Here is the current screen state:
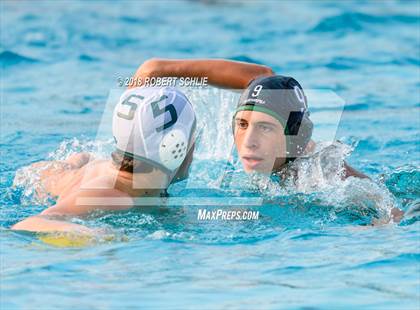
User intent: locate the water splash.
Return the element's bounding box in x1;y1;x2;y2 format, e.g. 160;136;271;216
12;138;114;206
225;141;397;222
182;87;238;160
46;137;114;161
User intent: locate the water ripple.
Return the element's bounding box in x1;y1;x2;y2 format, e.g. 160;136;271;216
0;51;39;67
311;12;419;33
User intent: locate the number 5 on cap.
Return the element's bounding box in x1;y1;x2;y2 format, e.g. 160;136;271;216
151;95;178;132
117;95;143;120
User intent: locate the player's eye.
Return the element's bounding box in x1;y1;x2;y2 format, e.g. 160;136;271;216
236;120;248;129
259;124;273;132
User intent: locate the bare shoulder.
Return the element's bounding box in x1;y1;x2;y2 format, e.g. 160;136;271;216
42;175;133;216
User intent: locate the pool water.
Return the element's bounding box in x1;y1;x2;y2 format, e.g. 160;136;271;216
1;1;419;309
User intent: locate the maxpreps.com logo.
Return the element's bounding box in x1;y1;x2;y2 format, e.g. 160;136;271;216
197;209;260;221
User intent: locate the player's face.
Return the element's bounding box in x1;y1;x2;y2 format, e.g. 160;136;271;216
234;111;286;174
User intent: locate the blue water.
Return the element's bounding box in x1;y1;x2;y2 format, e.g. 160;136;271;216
1;1;419;309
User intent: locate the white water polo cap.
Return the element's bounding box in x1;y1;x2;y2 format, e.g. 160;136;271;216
112;86;196;174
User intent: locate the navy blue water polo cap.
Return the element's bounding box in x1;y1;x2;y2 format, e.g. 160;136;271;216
233;75;313;160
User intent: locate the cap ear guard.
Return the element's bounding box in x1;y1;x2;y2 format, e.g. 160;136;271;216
285;114;313;162
166;118;198;183
159;129;189;170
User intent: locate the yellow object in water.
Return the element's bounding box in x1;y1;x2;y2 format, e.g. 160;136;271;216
37;231;124;248
38;233;95;247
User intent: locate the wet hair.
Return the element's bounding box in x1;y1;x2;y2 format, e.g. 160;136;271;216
111;151;154;174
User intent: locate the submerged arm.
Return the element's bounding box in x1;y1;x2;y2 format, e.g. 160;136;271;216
11;216;95;233
343;162;369;179
341;163;404;223
131;58;275;89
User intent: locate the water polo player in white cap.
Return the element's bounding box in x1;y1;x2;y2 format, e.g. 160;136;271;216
12;86;197;233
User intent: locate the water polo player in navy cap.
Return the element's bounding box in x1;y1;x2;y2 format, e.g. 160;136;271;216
130;58;369;178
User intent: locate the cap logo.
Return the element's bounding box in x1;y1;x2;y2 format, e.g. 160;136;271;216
244;98;265;105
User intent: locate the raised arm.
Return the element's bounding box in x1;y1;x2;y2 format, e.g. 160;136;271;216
131;58;275;89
